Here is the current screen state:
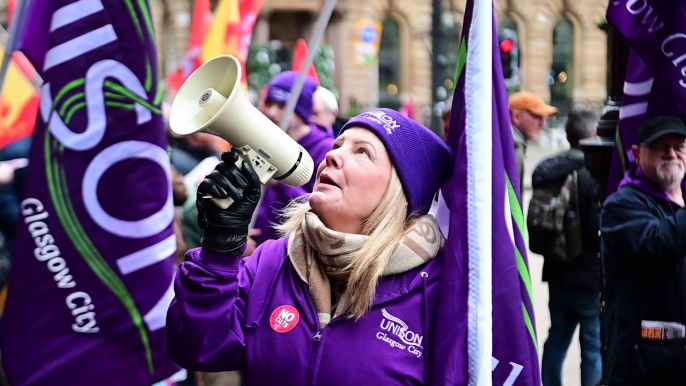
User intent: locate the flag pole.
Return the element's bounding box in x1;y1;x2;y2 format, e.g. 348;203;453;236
279;0;337;131
466;0;492;383
0;0;33;95
0;23;42;88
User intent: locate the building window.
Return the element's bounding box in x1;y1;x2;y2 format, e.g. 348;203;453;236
378;18;401;109
551;17;574;116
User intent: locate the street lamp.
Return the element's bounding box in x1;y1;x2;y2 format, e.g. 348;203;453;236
579;23;629;203
578;21;630;386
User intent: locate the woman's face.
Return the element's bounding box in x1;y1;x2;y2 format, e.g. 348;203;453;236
310;127;393;234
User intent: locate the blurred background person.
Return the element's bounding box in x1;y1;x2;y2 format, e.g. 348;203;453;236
169;132;224;177
251;71;334;248
509;91;559;190
311;86;339;136
529;109;602;386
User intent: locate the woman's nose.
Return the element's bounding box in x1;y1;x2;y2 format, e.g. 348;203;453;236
325;148;342;168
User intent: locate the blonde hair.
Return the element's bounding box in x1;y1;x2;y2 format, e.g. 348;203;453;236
277;169;416;319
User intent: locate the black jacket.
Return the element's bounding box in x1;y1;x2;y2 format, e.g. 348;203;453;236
531;148;601;293
600;165;686;385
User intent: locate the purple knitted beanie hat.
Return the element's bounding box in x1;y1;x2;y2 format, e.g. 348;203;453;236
340;108;454;216
265;71;318;122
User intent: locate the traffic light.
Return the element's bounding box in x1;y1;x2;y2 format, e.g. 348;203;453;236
500;38;514;79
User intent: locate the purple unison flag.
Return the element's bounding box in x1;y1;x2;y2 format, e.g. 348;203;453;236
606;51;653;195
607;0;686;115
604;0;686;194
1;0;180;384
431;0;539;384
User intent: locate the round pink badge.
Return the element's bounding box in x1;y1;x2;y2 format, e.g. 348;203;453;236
270;305;300;333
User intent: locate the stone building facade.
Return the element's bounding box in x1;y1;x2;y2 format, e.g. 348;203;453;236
135;0;610;115
493;0;608;112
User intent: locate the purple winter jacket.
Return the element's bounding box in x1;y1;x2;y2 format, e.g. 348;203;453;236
253;125;334;245
166;236;445;385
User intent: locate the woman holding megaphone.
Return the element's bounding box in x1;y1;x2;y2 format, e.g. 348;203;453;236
166;109;454;384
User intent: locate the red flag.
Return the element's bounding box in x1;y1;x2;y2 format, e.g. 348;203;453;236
167;0;211;95
189;0;211;48
238;0;265;60
231;0;265;87
292;39;320;84
6;0;15;25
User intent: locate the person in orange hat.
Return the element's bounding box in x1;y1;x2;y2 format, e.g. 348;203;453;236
509;91;558;189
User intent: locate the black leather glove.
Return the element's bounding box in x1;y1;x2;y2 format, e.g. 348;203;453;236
196;149;261;254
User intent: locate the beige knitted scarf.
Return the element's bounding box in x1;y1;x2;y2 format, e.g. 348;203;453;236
287;211;444;328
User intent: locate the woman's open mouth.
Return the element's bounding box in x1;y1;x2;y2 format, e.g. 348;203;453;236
319;174;339;188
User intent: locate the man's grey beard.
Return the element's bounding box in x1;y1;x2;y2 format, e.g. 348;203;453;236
656;160;686;191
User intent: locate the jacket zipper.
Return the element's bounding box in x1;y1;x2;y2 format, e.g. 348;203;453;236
306;290;324;386
304;280;420;385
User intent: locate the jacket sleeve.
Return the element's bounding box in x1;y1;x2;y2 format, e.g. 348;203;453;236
165;247;253;372
578;170;600;253
601;191;686;259
515;145;525;190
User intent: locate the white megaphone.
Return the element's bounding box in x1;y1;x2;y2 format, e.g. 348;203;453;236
169;55;315;209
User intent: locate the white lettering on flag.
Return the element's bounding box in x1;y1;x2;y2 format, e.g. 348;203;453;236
43;24;117;71
50;0;105;32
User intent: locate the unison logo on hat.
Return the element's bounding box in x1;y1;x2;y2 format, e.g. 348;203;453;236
362;110;401;134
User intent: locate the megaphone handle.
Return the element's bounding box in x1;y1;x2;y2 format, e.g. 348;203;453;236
204;158;244;210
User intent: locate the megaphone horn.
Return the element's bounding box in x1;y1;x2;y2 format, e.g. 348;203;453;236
169;55;315;209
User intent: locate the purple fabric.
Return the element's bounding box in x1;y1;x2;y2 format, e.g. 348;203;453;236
265;71;318;122
432;1;540;384
253;124;334;244
607;1;686;117
0;1;180;385
340;109;454;216
606;0;686;194
312;122;335;137
607;51;654;195
166;238;445;384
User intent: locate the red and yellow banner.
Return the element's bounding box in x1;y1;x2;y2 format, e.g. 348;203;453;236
201;0;263;87
169;0;264;96
0;46;39;150
167;0;211;95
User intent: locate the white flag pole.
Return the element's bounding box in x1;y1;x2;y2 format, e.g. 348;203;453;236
465;0;493;384
279;0;337;131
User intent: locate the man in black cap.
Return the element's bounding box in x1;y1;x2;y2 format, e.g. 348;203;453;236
601;116;686;385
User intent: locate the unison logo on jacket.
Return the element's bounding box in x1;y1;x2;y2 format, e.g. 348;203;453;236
376;308;423;358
